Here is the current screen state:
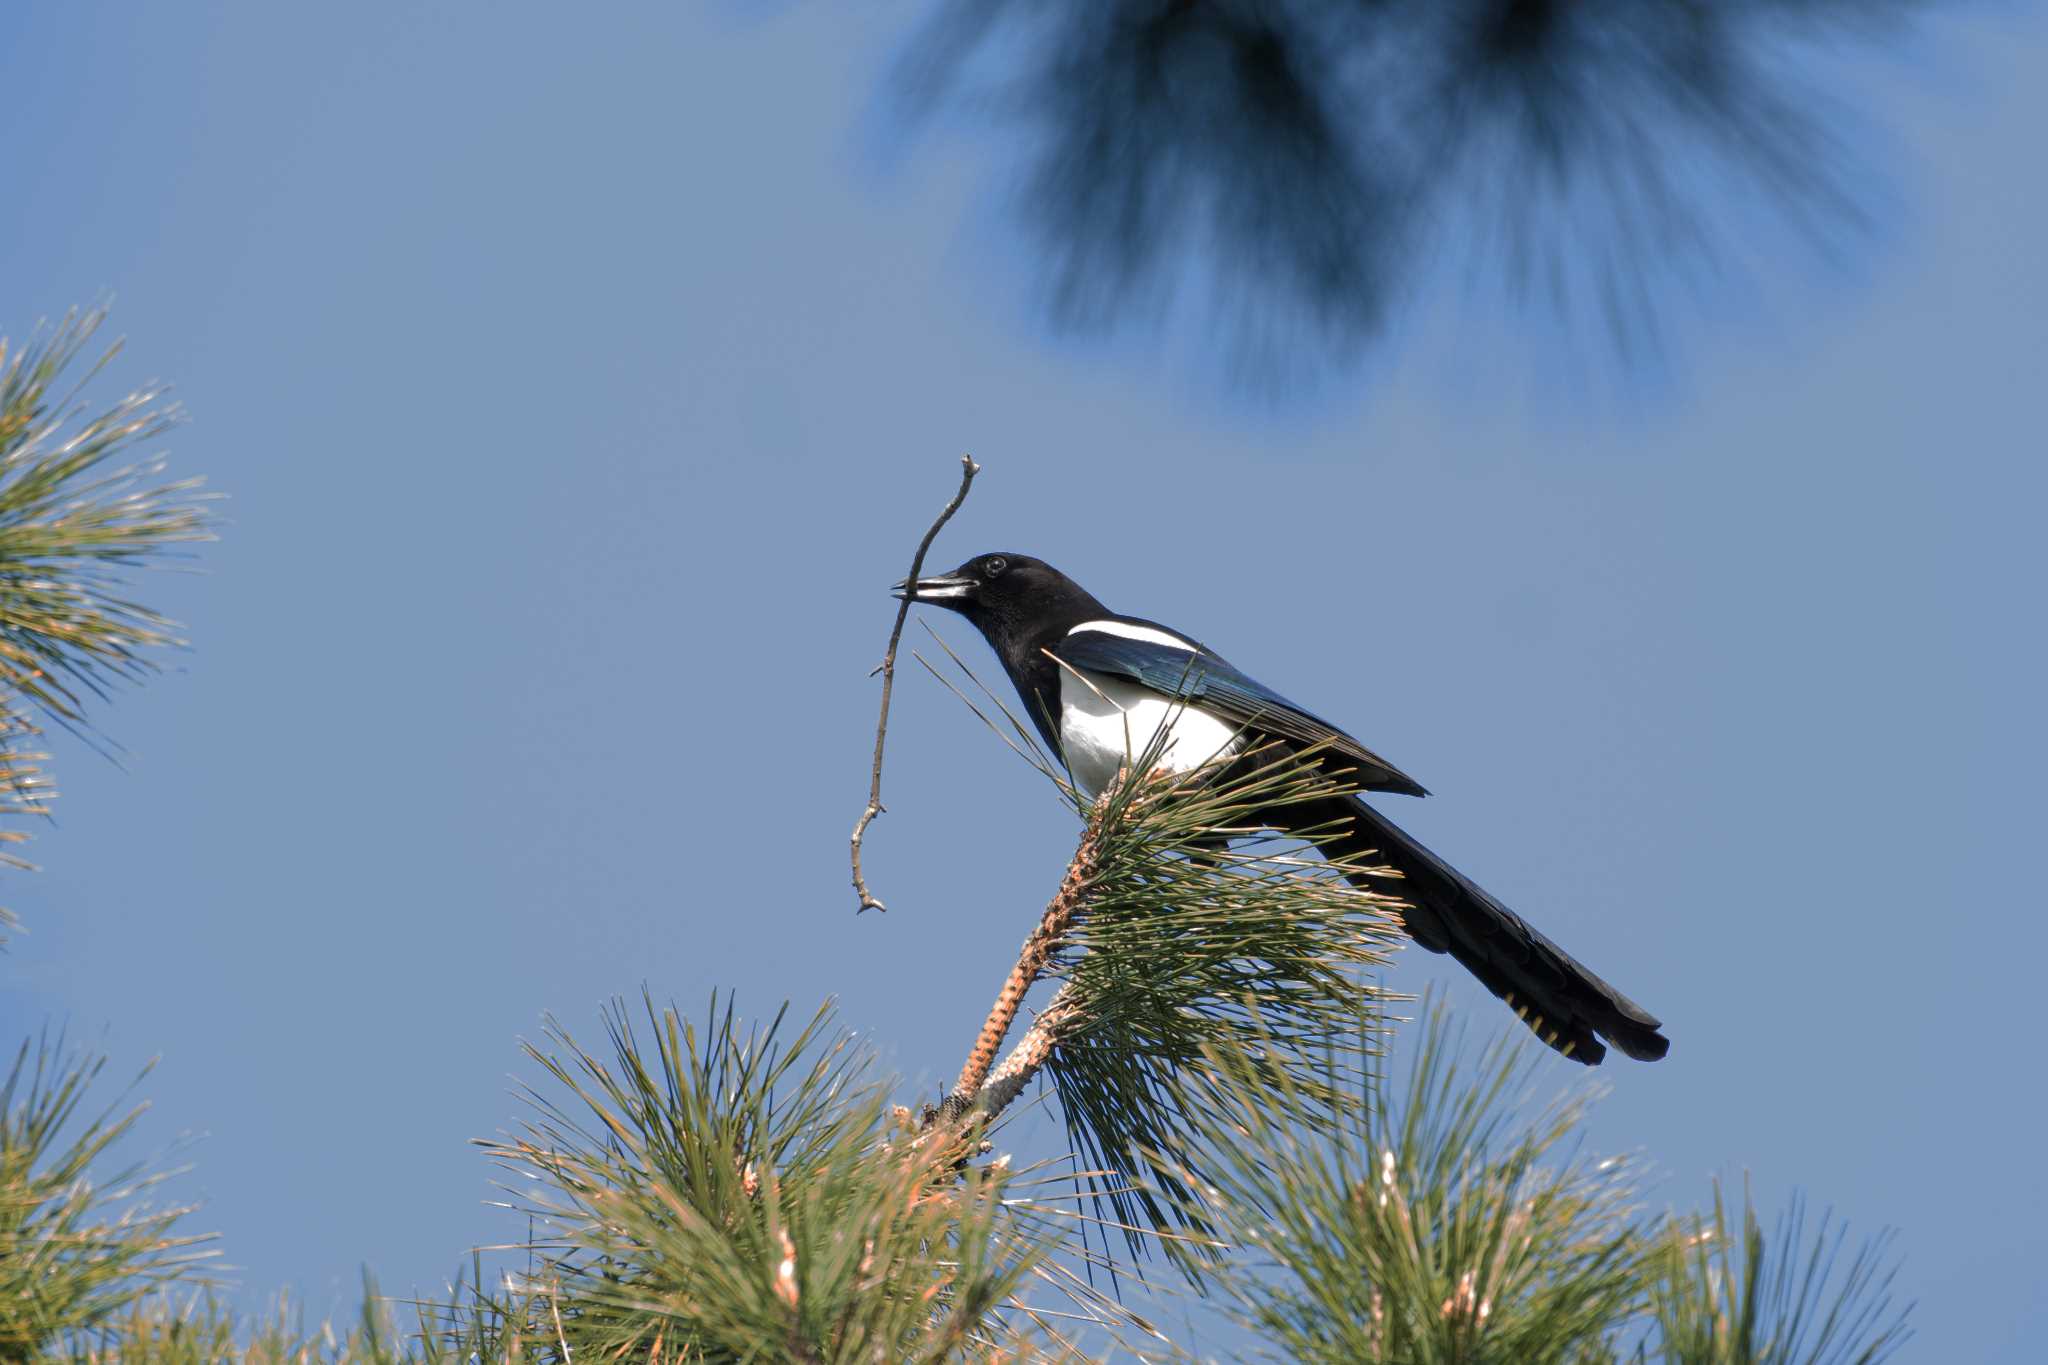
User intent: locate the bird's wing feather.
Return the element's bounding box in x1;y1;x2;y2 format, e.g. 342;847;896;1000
1052;624;1428;797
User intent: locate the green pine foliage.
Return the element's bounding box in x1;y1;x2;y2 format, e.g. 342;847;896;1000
1032;742;1408;1249
1167;1003;1657;1362
479;994;1082;1361
0;307;215;937
5;404;1920;1359
45;1272;525;1364
9;997;1917;1362
917;624;1409;1248
1158;1003;1910;1364
1642;1181;1911;1365
0;1036;215;1358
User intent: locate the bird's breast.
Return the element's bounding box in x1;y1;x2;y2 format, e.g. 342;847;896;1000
1057;667;1245;800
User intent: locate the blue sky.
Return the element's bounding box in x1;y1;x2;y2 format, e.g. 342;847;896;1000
3;3;2043;1357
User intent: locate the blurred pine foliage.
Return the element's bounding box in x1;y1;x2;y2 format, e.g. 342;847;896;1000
892;0;1933;383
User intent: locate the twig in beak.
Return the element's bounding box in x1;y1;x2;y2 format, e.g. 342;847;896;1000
851;455;980;913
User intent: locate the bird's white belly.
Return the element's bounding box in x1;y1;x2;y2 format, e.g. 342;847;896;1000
1058;667;1245;799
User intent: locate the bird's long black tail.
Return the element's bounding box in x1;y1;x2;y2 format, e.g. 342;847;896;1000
1300;794;1669;1065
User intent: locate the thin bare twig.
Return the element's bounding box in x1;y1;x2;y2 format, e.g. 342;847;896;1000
851;454;980;913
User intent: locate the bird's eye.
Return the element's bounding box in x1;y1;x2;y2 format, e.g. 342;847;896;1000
982;556;1008;578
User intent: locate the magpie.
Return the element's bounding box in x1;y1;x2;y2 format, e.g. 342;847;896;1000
895;551;1668;1066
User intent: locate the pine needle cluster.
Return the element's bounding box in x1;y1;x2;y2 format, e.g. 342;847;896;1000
916;625;1409;1246
1028;741;1408;1247
0;307;214;936
43;1271;524;1364
478;994;1077;1361
0;1037;215;1358
1644;1181;1912;1365
1163;1002;1912;1363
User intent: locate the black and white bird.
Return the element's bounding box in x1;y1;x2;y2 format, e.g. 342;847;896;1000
896;551;1668;1066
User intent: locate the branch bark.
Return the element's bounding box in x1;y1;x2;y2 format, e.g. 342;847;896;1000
969;986;1085;1120
942;807;1105;1118
851;455;980;913
926;788;1118;1130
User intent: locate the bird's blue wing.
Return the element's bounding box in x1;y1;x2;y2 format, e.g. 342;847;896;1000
1051;624;1428;797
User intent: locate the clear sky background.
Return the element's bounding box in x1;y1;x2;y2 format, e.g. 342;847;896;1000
3;3;2043;1358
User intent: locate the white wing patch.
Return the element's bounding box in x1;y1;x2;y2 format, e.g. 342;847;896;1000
1067;619;1200;652
1057;665;1244;800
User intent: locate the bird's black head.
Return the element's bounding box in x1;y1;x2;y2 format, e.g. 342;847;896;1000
891;552;1106;648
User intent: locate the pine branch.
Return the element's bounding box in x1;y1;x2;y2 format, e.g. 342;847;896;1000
942;792;1107;1121
968;984;1081;1122
908;639;1410;1245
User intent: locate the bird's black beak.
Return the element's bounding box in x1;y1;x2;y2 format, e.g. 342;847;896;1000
890;571;977;604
